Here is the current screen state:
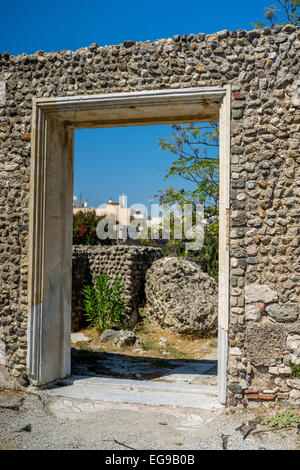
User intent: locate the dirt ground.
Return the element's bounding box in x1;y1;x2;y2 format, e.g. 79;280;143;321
70;319;218;383
2;321;299;450
1;388;300;450
77;318;218;361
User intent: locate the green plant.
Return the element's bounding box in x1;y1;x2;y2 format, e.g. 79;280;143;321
141;339;155;351
83;274;125;331
157;123;219;210
156;123;219;278
201;220;219;280
164;344;188;359
73;210;112;245
263;411;300;429
291;363;300;377
161;247;169;257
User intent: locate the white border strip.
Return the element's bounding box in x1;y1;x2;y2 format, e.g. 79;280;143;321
218;85;231;404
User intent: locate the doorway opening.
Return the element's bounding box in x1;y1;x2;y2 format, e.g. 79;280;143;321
27;87;230;405
70;122;218;402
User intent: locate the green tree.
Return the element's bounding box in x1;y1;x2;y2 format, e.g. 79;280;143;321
250;0;300;28
157;123;219;212
156;123;219;279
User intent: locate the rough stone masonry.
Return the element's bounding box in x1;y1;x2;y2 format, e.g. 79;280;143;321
72;245;162;331
145;256;218;336
0;25;299;405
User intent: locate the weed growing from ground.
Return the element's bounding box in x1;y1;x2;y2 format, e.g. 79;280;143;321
83;274;125;331
263;411;300;429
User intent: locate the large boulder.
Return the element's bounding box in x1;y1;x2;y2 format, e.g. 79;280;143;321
145;257;218;336
100;329;142;348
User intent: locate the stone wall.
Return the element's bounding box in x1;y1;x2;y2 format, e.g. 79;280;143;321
72;245;162;331
0;25;299;402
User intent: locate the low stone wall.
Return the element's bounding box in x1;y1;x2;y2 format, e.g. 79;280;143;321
72;245;162;331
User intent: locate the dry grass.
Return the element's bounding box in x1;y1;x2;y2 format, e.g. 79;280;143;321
78;318;218;360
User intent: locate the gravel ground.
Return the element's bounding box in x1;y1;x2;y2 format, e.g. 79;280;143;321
1;389;300;450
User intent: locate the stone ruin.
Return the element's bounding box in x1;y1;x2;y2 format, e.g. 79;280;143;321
0;24;299;405
72;244;162;330
145;257;218;336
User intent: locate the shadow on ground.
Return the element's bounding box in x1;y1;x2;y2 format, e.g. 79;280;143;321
70;347;217;384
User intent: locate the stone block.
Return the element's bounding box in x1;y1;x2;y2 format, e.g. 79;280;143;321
145;257;218;335
269;366;279;375
245;303;261;321
100;329;119;343
290;355;300;365
289;389;300;400
266;304;299;322
245;284;277;304
230;347;242;356
228;383;243;394
71;332;91;345
278;365;291;376
286;334;300;351
245;322;286;367
0;81;6;105
287;378;300;390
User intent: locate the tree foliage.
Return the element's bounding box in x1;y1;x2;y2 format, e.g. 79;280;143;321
156;123;219;280
250;0;300;28
73;210;109;245
157;123;219;211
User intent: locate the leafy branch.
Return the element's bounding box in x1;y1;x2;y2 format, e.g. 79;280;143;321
250;0;300;28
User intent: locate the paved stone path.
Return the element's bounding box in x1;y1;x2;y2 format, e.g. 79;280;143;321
46;374;220;410
57;352;219;409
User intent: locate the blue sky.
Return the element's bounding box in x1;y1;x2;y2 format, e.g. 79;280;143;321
1;0;274;208
74;125;189;209
0;1;274;55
